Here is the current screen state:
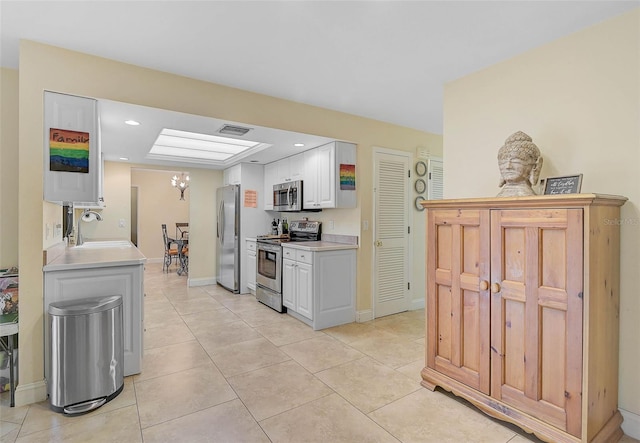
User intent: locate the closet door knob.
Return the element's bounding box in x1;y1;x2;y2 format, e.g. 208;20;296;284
480;280;489;291
491;282;501;294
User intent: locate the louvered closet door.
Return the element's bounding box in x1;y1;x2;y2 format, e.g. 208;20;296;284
490;209;583;437
374;150;410;317
427;158;443;200
426;209;491;394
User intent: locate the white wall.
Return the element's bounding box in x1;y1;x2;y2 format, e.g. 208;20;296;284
443;8;639;430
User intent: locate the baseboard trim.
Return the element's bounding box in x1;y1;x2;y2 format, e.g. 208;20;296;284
621;408;640;439
356;309;373;323
15;380;47;407
411;297;425;311
187;276;216;287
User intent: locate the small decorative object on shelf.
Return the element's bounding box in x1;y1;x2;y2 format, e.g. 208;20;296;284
496;131;543;197
543;174;583;195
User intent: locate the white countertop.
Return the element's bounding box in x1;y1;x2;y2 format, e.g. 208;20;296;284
43;240;146;272
282;241;358;252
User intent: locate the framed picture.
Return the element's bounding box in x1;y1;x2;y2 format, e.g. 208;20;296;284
543;174;583;195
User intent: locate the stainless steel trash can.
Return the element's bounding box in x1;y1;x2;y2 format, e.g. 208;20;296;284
48;295;124;415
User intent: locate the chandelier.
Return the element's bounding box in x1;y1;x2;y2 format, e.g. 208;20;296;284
171;172;190;200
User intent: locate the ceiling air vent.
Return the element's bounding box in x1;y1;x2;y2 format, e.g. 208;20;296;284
218;124;252;136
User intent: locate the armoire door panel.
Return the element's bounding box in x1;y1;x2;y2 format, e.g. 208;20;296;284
491;208;583;436
427;209;490;394
462;289;481;371
437;284;452;361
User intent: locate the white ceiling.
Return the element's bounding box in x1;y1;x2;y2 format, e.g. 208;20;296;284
2;1;637;169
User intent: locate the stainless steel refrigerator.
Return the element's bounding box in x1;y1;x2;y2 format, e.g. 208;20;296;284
216;185;240;293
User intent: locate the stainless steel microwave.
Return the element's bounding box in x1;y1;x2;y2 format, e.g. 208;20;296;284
273;180;302;212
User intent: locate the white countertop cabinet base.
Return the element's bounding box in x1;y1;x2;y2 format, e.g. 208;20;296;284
283;247;356;330
44;264;144;383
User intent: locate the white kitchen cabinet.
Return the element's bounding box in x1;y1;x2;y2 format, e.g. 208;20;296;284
44;263;144;379
282;258;296;311
282;249;313;320
44;91;102;206
303;149;319;209
246;239;257;292
263;162;277;210
303;141;356;210
223;164;241;186
275;153;304;183
282;245;356;329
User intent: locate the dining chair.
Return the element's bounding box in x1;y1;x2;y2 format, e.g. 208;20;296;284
162;224;179;273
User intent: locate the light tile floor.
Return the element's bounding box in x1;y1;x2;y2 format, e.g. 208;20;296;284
2;263;638;442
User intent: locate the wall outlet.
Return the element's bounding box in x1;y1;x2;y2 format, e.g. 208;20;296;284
363;220;369;231
328;220;335;230
119;219;126;228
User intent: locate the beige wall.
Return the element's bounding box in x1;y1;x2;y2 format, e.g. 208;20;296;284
0;68;19;268
443;9;639;419
130;168;192;260
13;40;441;404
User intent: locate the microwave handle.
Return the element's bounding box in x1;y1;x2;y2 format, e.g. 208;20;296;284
288;186;292;207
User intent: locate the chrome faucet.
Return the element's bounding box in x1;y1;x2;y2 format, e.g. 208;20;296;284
76;209;103;246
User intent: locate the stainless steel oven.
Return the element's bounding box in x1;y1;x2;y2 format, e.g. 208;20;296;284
256;242;282;293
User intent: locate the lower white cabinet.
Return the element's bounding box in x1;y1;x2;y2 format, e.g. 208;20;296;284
246;239;257;292
44;264;144;379
283;250;313;320
282;246;356;330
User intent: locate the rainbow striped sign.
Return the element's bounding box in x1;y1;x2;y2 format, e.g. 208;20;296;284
49;128;90;173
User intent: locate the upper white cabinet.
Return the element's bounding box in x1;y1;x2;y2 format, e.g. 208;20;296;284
44;91;102;206
223;164;241;186
303;141;356;210
303;149;319;209
263;162;277;210
264;140;356;211
276;153;304;183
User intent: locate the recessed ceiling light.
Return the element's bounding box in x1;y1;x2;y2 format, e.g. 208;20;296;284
294;143;305;147
119;157;129;161
125;120;140;126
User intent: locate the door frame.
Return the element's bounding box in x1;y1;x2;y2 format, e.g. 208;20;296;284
370;146;413;319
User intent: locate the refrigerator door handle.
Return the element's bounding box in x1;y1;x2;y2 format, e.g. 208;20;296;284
218;201;225;242
216;202;220;239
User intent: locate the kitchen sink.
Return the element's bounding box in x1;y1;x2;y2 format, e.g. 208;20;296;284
75;240;132;248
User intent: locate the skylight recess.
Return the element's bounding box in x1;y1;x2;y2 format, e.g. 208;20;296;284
147;128;265;165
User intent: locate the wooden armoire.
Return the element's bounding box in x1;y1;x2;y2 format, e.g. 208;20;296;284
421;194;627;443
